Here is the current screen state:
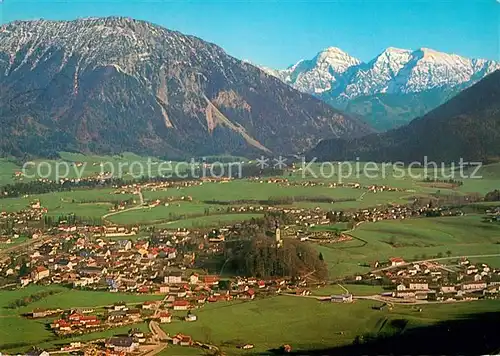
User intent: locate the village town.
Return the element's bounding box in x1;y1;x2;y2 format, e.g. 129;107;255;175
1;167;500;355
0;196;499;354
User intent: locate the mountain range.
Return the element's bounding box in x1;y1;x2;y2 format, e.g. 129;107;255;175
0;17;371;159
262;47;499;130
307;69;500;163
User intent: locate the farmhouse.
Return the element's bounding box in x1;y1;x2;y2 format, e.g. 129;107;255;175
172;334;193;346
331;294;353;303
203;275;219;286
32;309;51;318
393;290;415;299
31;266;50;281
389;257;405;267
441;285;456;293
159;312;172;323
173;300;190;310
105;337;138;353
165;271;183;284
409;282;429;290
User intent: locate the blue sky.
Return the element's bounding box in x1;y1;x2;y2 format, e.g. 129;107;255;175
0;0;498;68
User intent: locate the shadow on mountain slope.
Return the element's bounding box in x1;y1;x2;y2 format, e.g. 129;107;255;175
267;311;500;355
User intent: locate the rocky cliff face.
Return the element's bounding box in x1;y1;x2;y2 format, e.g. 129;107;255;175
0;17;371;158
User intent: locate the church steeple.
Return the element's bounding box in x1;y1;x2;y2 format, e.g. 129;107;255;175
275;220;282;248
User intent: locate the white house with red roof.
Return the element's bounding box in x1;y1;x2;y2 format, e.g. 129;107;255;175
389;257;405;267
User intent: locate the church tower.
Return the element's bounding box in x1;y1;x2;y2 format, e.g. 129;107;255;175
275;221;282;248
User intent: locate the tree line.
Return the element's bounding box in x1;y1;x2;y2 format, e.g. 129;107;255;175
204;195;356;206
0;165;284;198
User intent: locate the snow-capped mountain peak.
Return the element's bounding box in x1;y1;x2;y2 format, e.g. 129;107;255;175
373;47;412;65
267;47;360;94
260;46;499;99
313;46;361;74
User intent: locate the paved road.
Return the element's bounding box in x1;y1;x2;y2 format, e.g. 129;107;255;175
149;320;169;341
140;321;169;356
281;291;484;306
354;294;485;305
141;344;167;356
102;190;145;222
338;284;349;294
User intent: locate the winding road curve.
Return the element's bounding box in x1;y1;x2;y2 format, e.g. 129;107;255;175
102;190;145;223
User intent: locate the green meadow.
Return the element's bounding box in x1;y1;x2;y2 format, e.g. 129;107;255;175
154;213;263;229
0;152;187;184
160;295;500;354
317;214;500;279
107;202;222;225
2;155;499;226
0;188;135;216
0;285;163;353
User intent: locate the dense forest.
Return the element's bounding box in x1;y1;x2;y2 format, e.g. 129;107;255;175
224;237;328;280
485;190;500;202
218;213;328;280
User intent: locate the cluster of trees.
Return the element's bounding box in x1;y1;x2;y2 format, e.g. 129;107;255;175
228;212;295;235
326;211;349;223
224;236;328;280
423;193;481;206
412;250;452;261
204;196;355;206
7;290;61;309
43;214;103;227
485;190;500;202
110;198;135;210
214;212;328;280
0;219;16;234
0;178;132;198
423;177;463;186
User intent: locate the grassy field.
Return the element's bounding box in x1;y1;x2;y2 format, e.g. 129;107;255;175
0;234;29;250
317;215;500;279
3;157;500;224
157;346;205;355
310;222;351;233
159;295;500;354
143;180;366;202
0;152;188;184
155;213;263;229
0;285;163;353
0;188;135;214
107;202;222;225
289;162;500;195
0;158;22;185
